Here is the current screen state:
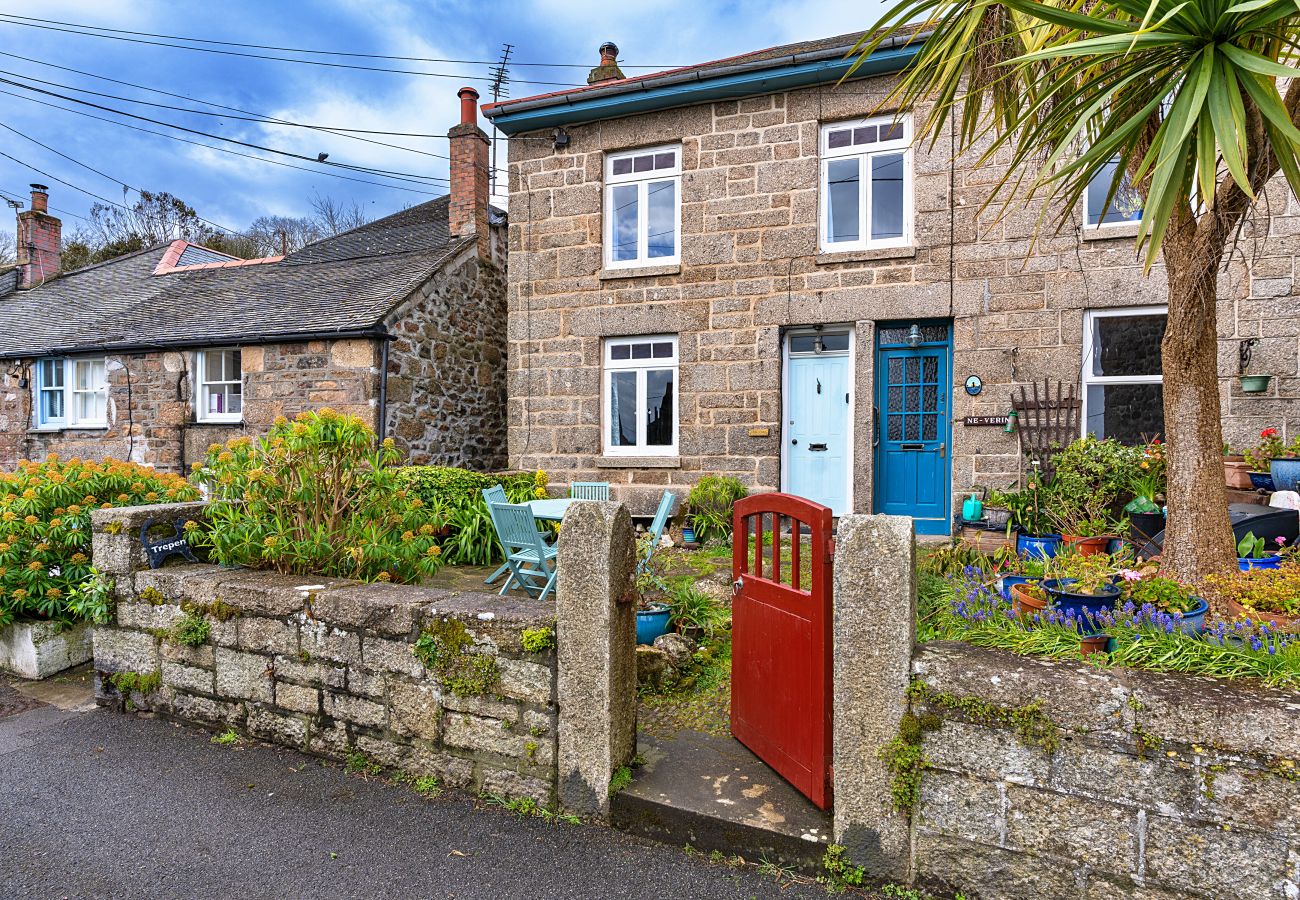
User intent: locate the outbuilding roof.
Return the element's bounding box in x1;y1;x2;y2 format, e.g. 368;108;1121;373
0;196;485;358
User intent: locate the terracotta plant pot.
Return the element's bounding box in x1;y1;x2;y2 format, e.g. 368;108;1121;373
1227;598;1300;632
1062;535;1111;556
1079;634;1110;656
1224;459;1254;490
1011;581;1048;617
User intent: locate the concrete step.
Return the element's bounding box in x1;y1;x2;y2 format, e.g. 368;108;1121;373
611;729;832;875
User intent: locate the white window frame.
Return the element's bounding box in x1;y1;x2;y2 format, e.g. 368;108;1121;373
603;145;682;270
194;348;243;424
1080;305;1166;439
33;356;108;430
819;115;913;252
1083;158;1145;230
602;335;679;457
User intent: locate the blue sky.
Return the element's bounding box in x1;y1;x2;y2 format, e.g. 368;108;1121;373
0;0;886;244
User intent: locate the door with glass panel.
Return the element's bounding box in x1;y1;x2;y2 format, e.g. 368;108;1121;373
604;336;678;456
784;329;852;516
873;322;952;535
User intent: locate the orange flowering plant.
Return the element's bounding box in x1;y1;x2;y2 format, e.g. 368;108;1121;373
189;409;447;583
0;455;199;627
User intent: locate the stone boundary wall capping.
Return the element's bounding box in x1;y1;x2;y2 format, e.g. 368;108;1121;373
831;513;1300;899
88;500;636;815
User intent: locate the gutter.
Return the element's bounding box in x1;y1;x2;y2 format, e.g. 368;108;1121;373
0;325;398;362
484;32;928;133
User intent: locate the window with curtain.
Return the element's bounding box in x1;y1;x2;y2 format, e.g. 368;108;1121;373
34;356;107;429
603;336;678;456
195;349;243;423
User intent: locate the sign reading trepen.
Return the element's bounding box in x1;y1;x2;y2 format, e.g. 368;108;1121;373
962;415;1010;427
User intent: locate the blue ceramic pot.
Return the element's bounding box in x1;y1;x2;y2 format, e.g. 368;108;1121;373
1248;471;1276;492
636;605;672;645
1239;555;1282;571
1017;533;1062;560
999;574;1037;602
1271;458;1300;492
1178;597;1210;635
1042;578;1121;623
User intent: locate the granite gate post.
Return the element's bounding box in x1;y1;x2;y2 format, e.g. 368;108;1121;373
831;514;917;881
555;500;638;819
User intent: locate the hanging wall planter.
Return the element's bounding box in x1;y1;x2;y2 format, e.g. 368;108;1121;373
1240;374;1272;394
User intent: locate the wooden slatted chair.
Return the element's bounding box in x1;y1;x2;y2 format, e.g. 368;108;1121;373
569;481;611;501
637;490;677;576
489;501;559;602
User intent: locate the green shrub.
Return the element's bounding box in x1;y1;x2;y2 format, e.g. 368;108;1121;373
665;583;728;639
686;476;748;544
397;466;548;566
190;410;445;584
170;613;211;647
0;456;199;628
1044;436;1143;535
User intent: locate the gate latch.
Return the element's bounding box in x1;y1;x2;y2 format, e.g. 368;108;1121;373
733;577;744;596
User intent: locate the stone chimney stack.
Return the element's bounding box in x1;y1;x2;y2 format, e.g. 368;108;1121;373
587;42;624;85
447;86;490;258
17;184;61;288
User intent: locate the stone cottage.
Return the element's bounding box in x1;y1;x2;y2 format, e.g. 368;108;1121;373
484;33;1300;534
0;88;506;473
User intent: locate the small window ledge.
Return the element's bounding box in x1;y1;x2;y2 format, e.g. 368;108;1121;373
598;264;681;281
28;425;109;434
815;246;916;265
594;456;681;469
195;420;244;427
1082;222;1141;242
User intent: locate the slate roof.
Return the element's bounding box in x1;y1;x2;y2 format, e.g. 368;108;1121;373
0;196;482;358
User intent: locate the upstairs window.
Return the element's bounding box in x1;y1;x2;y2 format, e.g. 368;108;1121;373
1086;158;1144;228
603;336;678;456
820;116;911;251
34;357;108;429
604;145;681;269
195;349;243;423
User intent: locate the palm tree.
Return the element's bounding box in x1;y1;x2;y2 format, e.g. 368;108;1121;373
852;0;1300;582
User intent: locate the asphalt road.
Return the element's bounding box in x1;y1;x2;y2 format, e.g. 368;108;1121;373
0;695;827;900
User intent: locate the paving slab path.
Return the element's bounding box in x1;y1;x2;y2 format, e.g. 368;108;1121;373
0;675;827;900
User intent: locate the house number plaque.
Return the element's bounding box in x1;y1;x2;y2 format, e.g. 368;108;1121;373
962;415;1010;427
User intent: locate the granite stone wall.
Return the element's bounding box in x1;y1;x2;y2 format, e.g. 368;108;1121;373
504;74;1300;516
909;641;1300;899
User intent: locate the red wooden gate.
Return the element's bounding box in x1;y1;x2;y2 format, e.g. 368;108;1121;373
730;492;833;809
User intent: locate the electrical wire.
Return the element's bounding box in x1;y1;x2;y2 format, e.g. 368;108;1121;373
0;184;89;220
0;16;585;87
0;13;681;69
0;89;445;195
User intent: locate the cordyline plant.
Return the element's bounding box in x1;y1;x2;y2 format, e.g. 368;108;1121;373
190;410;446;583
0;455;198;627
852;0;1300;583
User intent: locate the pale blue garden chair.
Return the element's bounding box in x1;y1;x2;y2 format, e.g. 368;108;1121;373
637;490;678;576
569;481;611;501
482;485;511;586
490;501;559;602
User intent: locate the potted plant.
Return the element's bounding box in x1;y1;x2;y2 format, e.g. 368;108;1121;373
636;600;673;645
1125;468;1166;547
1010;580;1049;616
1054;515;1115;556
1044;436;1137;555
998;554;1047;601
1223;442;1254;490
1042;551;1122;619
1123;571;1208;634
1237;531;1285;571
1270;435;1300;492
1205;567;1300;631
1004;478;1061;559
983;489;1014;530
1240;373;1273;394
1244;428;1284;492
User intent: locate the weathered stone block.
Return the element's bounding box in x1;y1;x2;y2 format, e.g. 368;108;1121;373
1005;785;1136;869
389;681;440;741
1048;741;1201;818
325;691;386;729
0;620;93;679
238;616;299;656
94;628;159;674
925;720;1050;787
360;635;423;678
496;657;553;705
479;767;553;806
406;747;475;788
347;667;386;699
1144;815;1291;897
272;653;346;690
167;690;244;727
298;620;361;667
275;681;320;715
247;707;308;748
117;602;185;632
213;647;274;703
307;721;350;758
354;734;410;770
917;770;1004;846
161;660;215;695
913;833;1081;900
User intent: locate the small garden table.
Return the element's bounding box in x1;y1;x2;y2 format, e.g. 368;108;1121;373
526;497;575;523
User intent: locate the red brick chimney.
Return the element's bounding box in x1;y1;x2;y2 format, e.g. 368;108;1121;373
448;86;490;258
16;184;61;287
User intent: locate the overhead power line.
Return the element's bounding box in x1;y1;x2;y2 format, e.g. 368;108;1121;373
0;13;681;69
0;16;586;86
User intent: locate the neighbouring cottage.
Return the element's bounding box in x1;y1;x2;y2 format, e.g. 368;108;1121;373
0;88;506;473
484;34;1300;530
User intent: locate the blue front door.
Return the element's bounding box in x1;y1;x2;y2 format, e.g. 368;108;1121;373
873;323;952;535
786;332;851;516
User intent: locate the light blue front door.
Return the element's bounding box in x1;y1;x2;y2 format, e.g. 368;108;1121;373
786;334;851;516
873;323;952;535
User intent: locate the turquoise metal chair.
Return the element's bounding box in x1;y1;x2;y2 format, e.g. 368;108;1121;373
490;501;559;602
482;485;511;586
569;481;610;501
638;491;678;576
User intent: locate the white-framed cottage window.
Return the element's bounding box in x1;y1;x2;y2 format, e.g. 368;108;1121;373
34;357;107;429
1081;306;1167;445
195;349;243;423
820;115;912;251
604;145;681;269
1085;158;1144;228
603;335;678;456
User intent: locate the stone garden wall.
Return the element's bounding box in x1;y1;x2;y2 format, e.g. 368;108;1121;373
89;500;637;814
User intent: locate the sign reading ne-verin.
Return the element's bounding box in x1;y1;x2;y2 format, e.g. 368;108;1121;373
962;415;1010;427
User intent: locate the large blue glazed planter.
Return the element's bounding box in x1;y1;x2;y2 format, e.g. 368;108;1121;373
999;574;1038;602
1179;597;1210;635
1271;458;1300;492
1042;578;1121;623
1017;533;1062;560
1239;555;1283;572
636;605;673;645
1249;471;1276;492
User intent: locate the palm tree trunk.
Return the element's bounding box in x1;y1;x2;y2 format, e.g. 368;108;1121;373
1159;232;1237;584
